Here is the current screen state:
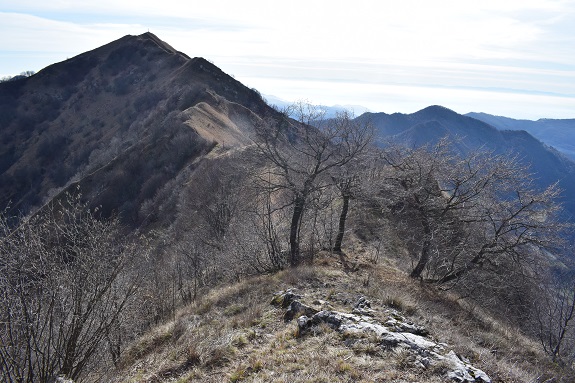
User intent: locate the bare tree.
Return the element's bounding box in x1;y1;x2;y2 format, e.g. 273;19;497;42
379;141;566;284
254;103;373;265
246;171;289;271
534;271;575;364
379;141;459;278
192;160;245;249
0;192;144;382
435;164;564;286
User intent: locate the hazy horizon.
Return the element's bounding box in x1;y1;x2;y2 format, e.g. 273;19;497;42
2;0;574;120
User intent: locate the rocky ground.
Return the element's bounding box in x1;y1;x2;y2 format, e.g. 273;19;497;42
108;253;564;382
274;289;490;382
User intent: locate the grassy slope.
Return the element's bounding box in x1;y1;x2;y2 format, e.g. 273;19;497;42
108;251;566;383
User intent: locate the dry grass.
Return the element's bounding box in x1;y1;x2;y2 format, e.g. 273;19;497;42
112;251;572;383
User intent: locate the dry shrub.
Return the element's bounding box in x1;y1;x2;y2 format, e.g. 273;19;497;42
230;305;263;329
384;295;418;315
119;323;174;369
278;265;320;287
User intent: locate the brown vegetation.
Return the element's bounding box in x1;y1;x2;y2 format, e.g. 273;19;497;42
2;33;575;382
110;255;573;383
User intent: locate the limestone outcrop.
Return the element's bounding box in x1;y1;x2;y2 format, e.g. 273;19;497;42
272;290;491;383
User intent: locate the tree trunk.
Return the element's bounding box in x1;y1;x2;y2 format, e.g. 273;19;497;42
61;324;81;379
333;194;350;252
410;212;432;279
289;196;305;266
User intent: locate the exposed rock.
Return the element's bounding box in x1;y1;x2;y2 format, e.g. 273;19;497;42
385;310;429;336
272;290;319;322
352;296;376;316
337;312;489;382
444;350;491;383
271;289;301;308
284;300;318;322
297;310;343;335
275;291;491;383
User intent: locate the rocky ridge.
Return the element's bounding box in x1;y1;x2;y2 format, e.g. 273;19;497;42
273;289;491;383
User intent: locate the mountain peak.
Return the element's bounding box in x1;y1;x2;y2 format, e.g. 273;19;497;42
0;32;274;218
136;32;190;58
416;105;457;118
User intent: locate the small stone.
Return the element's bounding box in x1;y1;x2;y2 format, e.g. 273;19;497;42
284;300;318;322
354;296;372;309
353;296;376;316
312;310;343;329
297;315;311;332
271;289;302;308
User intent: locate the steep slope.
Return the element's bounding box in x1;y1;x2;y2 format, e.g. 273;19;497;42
358;106;575;220
0;32;273;225
467;112;575;160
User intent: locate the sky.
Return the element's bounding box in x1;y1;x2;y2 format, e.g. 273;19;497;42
1;0;575;119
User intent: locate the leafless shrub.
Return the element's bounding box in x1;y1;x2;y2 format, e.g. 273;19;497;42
0;191;147;382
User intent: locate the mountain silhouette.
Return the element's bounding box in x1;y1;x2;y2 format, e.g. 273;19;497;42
0;32;274;225
357;106;575;220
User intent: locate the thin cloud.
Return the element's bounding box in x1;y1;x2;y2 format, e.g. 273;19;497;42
1;0;574;118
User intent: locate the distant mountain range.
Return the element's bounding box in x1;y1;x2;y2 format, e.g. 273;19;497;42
265;98;575;162
355;106;575;221
264;94;371;119
466;112;575;161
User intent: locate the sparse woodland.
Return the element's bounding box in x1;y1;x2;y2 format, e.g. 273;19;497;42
2;102;575;382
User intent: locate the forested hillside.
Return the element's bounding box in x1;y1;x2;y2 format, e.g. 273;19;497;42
0;32;270;225
467;112;575;160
